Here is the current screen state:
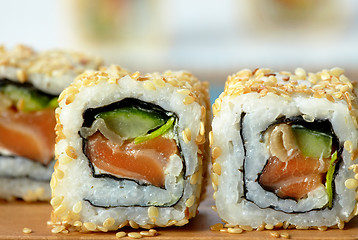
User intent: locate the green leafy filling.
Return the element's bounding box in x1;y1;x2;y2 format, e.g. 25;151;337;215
134;117;174;144
0;84;58;112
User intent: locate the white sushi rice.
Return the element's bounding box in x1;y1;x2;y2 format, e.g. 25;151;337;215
213;92;357;228
54;74;203;226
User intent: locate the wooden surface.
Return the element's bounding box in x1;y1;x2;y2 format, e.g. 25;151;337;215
1;188;358;240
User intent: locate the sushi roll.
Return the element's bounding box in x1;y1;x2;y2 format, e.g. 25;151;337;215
0;45;102;201
50;65;210;232
211;68;358;230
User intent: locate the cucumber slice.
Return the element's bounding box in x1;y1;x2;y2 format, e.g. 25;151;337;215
96;106;167;139
0;84;57;112
326;151;337;208
134;117;174;144
291;125;332;158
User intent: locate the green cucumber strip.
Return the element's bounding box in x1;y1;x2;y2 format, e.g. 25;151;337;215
291;125;333;158
326;151;337;208
134;117;175;144
0;84;57;112
96;107;166;139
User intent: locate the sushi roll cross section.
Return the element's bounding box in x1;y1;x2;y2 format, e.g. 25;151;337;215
211;68;358;230
50;65;210;232
0;45;102;201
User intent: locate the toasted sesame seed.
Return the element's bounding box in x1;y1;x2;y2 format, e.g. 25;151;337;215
190;171;199;185
22;227;32;234
59;156;72;165
83;222;96;231
129;220;139;229
211;171;219;186
143;81;156;91
338;220;345;229
55;169;64;179
280;232;290;238
183;96;195;105
220;228;228;233
175;218;189;226
256;224;265;231
118;220;129;229
185;195;195;208
116;231;126;238
265;224;274;230
65;146;77;159
212;146;222;159
16;69;27;83
153;78;165;88
73;221;82;227
177;89;191;95
54;204;66;215
149;229;157;235
209;131;214;148
184;128;192;141
140;231;154;237
50;196;64;208
228;227;243;234
103;217;115;228
51;225;66;234
72;201;82;214
210;223;224;231
148;206;159;219
344;140;354;154
270;232;280;238
131;72;140;79
212;182;218;192
97;226;108;232
199;121;205;136
318;226;327;231
240;225;253;231
212;162;222;175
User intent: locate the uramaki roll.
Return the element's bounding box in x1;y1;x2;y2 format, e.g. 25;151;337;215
50;65;210;232
211;68;358;230
0;45;102;201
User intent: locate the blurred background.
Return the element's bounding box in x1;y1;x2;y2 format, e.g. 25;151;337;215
1;0;357;101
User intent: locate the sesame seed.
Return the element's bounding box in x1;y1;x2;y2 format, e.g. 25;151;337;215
50;175;57;189
116;231;126;238
240;225;253;231
175;219;189;226
131;72;140;79
257;224;265;231
73;221;82;227
318;226;327;231
60;156;72;165
184;128;192;142
149;229;158;235
265;224;274;230
209;131;214;148
199;121;205;136
228;227;243;234
302;114;315;122
83;222;96;231
22;227;32;234
129;220;139;229
128;232;142;239
345;178;358;189
16;69;27;83
177;89;191;95
65;146;77;159
212;146;222;159
50;196;64;208
210;223;224;231
140;231;154;237
183;96;195;105
185;195;195;208
152;78;165;88
167;220;177;226
143;81;156;91
190;171;199;185
51;225;66;234
97;226;108;232
211;172;219;186
54;204;66;215
148;206;159;219
280;232;290;238
338;220;345;230
344;140;354;153
55;169;64;179
72;201;82;214
118;220;129;229
270;232;280;238
212;182;218;192
220;228;228;233
330;67;344;77
103;217;115;228
212;162;221;175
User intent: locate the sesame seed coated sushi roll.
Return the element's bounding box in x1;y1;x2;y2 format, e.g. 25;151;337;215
50;65;210;232
0;45;102;201
211;68;358;230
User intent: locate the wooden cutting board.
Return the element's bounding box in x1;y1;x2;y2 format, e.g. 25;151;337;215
1;189;358;240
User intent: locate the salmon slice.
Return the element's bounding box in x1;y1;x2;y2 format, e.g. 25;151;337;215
258;155;330;200
0;108;56;165
85;132;178;187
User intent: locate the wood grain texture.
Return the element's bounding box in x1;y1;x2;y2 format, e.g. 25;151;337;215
1;188;358;240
